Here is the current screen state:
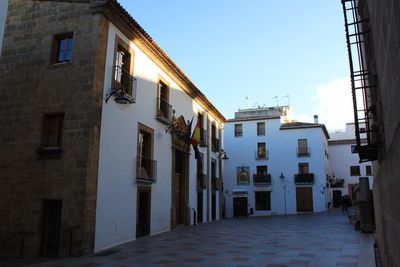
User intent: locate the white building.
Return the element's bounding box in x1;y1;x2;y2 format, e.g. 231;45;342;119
328;123;373;207
223;107;329;217
94;18;225;251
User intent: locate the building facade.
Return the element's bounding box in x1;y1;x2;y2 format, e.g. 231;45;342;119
328;123;373;207
0;0;224;258
223;107;329;218
342;0;400;266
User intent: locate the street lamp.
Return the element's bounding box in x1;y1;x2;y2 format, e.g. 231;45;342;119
279;172;287;215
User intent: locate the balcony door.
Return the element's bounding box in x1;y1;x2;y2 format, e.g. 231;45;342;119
172;149;188;227
296;187;313;212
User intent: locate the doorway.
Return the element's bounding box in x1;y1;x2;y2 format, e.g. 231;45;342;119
41;200;62;257
233;197;248;217
197;191;203;223
296;187;313;212
136;187;151;238
333;190;342;208
172;149;188;227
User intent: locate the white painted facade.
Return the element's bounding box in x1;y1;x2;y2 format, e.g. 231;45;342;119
328;123;373;202
223;108;329;218
94;23;223;252
0;0;8;57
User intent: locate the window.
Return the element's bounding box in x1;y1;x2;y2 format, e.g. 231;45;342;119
257;165;268;175
197;152;205;189
257;122;265;136
234;124;243;137
137;123;156;183
351;145;358;153
350;166;361;176
211;123;219;151
257;142;266;159
52;33;73;63
40;113;64;148
198;113;206;146
366;165;372;175
255;191;271;210
114;44;132;95
156;80;171;123
298;163;309;174
297;139;309;156
211;159;218;191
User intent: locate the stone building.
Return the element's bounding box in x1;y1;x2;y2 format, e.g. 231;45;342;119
223;106;330;217
342;0;400;266
0;0;225;258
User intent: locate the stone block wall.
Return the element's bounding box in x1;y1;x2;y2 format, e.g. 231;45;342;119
364;0;400;266
0;0;108;257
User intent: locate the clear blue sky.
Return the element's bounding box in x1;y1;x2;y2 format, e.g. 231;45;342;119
118;0;351;130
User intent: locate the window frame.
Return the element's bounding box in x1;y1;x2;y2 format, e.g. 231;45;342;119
350;165;361;176
365;165;372;175
257;122;265;136
255;191;271;211
40;113;64;149
257;142;266;159
298;163;309;174
52;32;73;64
234;124;243;137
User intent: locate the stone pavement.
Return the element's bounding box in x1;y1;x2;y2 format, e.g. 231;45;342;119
24;211;375;267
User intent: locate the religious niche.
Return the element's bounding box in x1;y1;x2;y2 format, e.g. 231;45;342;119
237;166;250;185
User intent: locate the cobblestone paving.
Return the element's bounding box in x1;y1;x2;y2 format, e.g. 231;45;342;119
25;211;375;267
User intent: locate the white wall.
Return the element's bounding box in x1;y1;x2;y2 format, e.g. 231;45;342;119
223;118;328;218
0;0;8;57
95;23;222;251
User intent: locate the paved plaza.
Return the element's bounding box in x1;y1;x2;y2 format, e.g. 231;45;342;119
13;211;375;267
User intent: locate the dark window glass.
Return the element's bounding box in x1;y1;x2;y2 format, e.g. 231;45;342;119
298;163;309;174
366;165;372;175
234;124;242;137
255;191;271;210
257;122;265;136
41;114;64;148
350;166;361;176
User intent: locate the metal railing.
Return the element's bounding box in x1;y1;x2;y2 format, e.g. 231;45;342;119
255;150;269;160
253;174;272;185
136;157;157;183
0;231;36;258
109;65;136;103
294;173;314;184
197;173;206;190
200;128;207;147
156;98;173;124
212;176;219;191
297;146;311;157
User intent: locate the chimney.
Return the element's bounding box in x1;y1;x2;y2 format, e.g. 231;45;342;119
314;115;319;124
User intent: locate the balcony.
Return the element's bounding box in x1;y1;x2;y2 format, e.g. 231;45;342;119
110;65;136;103
212;176;219;191
297;146;310;157
197;173;206;190
253;174;272;185
255;150;269;160
294;173;314;184
212;137;219;152
136;157;157;183
156;98;173;125
199;128;207;147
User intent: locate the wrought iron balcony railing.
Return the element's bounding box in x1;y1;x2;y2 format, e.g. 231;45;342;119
200;128;207;147
197;173;206;190
108;65;136;103
253;174;272;185
255;150;269;160
294;173;314;184
156;98;173;125
136;157;157;183
297;146;311;157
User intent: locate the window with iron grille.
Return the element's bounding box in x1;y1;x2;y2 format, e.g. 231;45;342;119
257;122;265;136
350;166;360;176
234;124;242;137
298;163;309;174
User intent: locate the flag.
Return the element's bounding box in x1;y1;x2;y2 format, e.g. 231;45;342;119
191;121;201;159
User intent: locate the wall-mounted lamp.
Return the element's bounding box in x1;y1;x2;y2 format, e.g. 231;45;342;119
219;151;229;160
106;89;135;104
279;172;287;215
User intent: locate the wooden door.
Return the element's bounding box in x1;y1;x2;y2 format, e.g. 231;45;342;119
136;188;151;238
233;197;248;217
212;193;216;220
41;200;62;257
173;173;183;225
296;187;313;212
